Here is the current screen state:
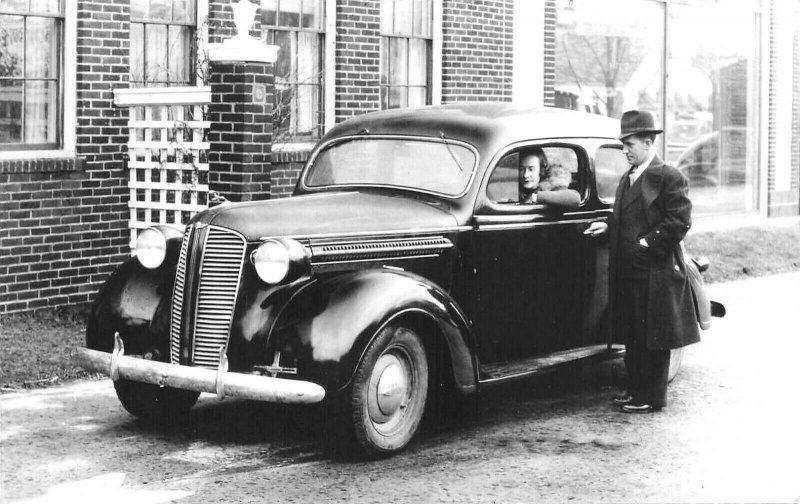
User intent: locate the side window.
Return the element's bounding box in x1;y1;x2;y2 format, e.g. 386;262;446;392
487;145;583;205
595;145;629;202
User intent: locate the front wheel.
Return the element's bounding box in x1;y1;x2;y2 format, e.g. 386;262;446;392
114;379;199;423
346;324;429;458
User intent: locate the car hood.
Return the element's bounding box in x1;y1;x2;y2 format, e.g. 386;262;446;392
196;191;460;241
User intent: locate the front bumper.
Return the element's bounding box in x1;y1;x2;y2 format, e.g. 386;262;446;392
74;334;325;404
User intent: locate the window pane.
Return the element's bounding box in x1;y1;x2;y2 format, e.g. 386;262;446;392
668;3;759;215
0;79;22;143
388;37;407;85
168;25;190;83
261;0;277;26
130;0;147;19
0;15;24;77
273;30;292;80
380;37;388;85
145;23;168;83
149;0;169;21
24;79;56;143
408;86;426;107
25;16;57;79
297;31;318;84
279;0;300;27
0;0;28;10
408;38;426;86
393;0;412;35
555;0;664;120
172;0;195;23
302;0;323;29
30;0;61;13
380;0;393;33
130;23;144;84
388;87;407;109
412;0;431;37
595;146;629;201
295;84;317;134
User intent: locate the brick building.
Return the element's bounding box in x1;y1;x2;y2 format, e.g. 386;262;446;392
1;0;798;314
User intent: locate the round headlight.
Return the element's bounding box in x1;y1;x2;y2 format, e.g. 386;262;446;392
136;227;167;269
252;239;291;284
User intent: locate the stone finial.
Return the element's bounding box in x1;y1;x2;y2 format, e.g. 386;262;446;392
232;0;259;39
208;0;278;63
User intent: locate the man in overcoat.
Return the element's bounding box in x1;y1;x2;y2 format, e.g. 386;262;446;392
586;110;700;413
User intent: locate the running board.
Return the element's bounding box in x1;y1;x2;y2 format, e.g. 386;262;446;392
479;344;624;387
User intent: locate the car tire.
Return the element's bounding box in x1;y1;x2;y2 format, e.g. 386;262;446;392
667;347;684;383
114;379;199;423
346;324;429;458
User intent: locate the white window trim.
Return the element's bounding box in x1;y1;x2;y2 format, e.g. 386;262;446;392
0;2;76;161
431;0;442;105
324;0;336;132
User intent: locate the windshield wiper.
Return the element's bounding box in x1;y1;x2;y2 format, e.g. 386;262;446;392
440;131;463;172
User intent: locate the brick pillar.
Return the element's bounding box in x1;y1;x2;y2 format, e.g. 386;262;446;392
207;60;274;202
206;1;278;203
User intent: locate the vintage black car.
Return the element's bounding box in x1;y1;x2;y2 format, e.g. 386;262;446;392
77;104;721;457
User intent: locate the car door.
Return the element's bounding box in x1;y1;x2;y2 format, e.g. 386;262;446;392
468;142;603;365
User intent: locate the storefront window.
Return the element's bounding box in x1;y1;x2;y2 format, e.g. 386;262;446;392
554;0;665;124
667;3;759;215
554;0;760;216
0;0;63;149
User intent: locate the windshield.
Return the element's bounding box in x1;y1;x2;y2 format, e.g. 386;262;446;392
304;137;477;196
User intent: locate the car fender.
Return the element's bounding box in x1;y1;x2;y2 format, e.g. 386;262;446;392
266;269;477;394
86;227;183;355
685;252;712;330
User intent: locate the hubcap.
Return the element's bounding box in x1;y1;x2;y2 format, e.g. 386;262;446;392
368;352;411;425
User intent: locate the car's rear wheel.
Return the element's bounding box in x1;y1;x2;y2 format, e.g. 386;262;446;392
114;379;199;423
346;324;429;458
668;347;685;383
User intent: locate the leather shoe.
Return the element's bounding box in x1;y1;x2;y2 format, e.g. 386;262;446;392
621;403;663;413
611;393;633;405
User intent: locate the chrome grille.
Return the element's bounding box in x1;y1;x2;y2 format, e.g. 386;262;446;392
170;224;193;365
191;226;247;369
310;236;453;264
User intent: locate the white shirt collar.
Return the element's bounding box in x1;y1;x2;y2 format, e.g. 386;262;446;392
630;149;656;184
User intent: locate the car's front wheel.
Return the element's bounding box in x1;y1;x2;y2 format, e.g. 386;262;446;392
346;324;429;457
114;379;199;423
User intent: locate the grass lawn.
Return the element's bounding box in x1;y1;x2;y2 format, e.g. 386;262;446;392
1;222;799;390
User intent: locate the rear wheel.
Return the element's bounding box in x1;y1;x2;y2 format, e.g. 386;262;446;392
114;379;199;423
667;347;685;383
345;324;429;457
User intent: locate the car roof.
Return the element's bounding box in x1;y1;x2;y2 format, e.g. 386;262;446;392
321;103;620;150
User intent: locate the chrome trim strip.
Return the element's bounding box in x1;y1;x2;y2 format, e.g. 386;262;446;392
310;236;453;264
475;216;607;232
262;226;471;241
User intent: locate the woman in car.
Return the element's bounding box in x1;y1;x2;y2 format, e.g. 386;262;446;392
519;147;580;208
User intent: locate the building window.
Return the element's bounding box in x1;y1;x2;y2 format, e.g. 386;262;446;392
0;0;63;150
380;0;432;109
553;0;761;216
261;0;325;141
130;0;197;87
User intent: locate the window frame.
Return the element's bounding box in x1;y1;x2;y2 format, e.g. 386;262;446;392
0;1;75;158
261;0;327;142
478;141;591;215
129;0;200;87
379;0;434;109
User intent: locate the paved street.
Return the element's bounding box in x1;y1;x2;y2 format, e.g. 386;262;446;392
2;273;800;503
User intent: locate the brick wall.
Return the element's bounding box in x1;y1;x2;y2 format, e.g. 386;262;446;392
335;0;381;121
441;0;514;102
542;0;556;107
0;0;130;314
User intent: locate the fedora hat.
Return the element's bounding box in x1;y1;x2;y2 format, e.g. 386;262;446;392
618;110;663;140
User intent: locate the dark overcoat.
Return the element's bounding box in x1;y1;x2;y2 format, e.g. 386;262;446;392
608;155;701;350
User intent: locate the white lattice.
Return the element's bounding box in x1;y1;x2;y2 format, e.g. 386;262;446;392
114;87;212;252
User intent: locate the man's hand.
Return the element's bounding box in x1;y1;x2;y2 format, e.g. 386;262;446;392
584;221;608;237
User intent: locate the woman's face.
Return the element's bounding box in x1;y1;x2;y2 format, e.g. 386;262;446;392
520;154;541;191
